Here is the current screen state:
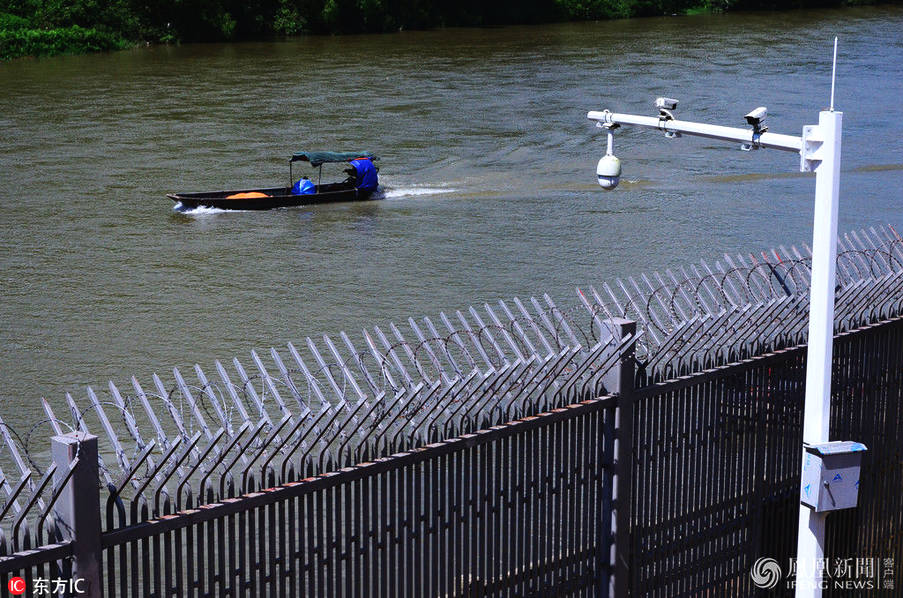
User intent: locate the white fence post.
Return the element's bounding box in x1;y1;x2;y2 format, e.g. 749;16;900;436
51;432;102;598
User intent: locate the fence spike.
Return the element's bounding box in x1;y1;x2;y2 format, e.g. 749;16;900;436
456;310;497;371
407;318;452;385
509;297;555;358
422;316;466;377
151;373;192;441
213;360;253;423
542;294;582;347
439;311;479;372
286;342;327;410
171;369;215;443
374;324;419;386
483;302;529;362
250;350;293;418
340;331;382;395
576;288;616;347
86;387;131;476
231;357;272;422
132;377;176;453
362;329;401;392
306;337;350;405
193;364;233;435
40;399;65;437
108;382;148;450
388;321;432;383
466;306;510;367
323;334;367;401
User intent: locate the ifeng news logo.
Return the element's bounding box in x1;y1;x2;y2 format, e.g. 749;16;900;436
751;557;896;591
751;558;782;590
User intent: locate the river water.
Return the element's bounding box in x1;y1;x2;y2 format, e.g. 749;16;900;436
1;6;902;434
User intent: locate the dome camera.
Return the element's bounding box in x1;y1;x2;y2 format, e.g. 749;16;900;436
596;154;622;190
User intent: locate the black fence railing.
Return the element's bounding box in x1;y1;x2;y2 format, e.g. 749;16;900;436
100;395;621;598
824;318;903;598
2;317;902;596
626;341;807;596
623;316;903;597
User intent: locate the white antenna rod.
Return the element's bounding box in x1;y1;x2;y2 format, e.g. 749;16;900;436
830;36;838;111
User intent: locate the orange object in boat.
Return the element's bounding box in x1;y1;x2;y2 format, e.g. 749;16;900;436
225;191;270;199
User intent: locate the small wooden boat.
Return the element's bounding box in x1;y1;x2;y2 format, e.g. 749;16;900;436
168;182;375;211
168;151;379;211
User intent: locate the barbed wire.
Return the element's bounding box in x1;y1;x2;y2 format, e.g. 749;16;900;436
3;224;903;548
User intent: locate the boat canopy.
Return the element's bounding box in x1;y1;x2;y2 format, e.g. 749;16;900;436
290;151;379;166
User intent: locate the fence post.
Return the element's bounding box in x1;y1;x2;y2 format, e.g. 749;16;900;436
605;318;636;598
51;432;102;598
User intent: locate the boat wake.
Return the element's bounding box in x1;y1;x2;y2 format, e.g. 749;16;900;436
380;185;457;200
173;203;233;215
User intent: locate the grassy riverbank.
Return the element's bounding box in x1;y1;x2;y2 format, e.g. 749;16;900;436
0;0;897;60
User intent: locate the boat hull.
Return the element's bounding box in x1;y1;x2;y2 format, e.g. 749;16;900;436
168;184;375;211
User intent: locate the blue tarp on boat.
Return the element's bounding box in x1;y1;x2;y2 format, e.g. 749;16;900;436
349;158;379;192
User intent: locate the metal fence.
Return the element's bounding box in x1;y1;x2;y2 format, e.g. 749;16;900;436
625;336;807;595
621;315;903;597
2;226;903;596
823;318;903;597
0;310;637;597
3;315;901;597
578;224;903;381
0;387;626;598
97;395;620;597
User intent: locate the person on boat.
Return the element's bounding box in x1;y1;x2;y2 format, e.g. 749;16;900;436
345;157;379;193
292;176;316;195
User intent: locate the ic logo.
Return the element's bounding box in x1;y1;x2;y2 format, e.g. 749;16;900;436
750;557;782;590
7;576;26;595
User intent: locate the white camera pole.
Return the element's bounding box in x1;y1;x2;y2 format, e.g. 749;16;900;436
586;40;842;598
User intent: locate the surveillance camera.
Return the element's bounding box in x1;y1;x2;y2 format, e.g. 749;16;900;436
745;107;767;127
597;154;622;191
656;97;679;121
655;97;678;111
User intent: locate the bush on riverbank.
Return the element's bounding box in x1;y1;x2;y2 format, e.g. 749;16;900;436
0;23;130;59
0;0;897;60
